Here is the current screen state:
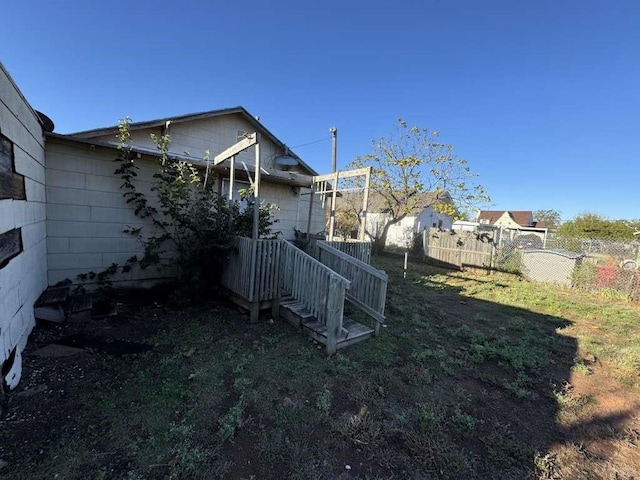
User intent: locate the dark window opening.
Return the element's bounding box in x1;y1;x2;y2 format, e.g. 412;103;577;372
0;228;23;269
0;133;26;200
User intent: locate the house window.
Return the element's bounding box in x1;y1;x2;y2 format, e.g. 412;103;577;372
0;133;26;200
221;179;250;210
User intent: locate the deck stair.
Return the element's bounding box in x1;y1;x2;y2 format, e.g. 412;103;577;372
222;236;386;354
279;298;375;351
34;286;93;324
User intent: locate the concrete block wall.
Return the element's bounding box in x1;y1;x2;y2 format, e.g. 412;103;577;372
0;64;48;389
259;183;325;240
45;138;165;286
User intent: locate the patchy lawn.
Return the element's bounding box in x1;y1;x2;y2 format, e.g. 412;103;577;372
1;254;639;479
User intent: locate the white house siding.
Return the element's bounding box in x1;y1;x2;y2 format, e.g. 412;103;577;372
45;136;325;286
90;114;284;172
45;138;165;286
88;116;324;240
367;207;454;248
0;65;48;389
259;184;325;239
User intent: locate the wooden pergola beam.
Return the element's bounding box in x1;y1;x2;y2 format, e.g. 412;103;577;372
213;133;257;165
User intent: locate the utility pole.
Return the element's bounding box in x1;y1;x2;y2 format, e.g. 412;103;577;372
330;127;337;173
329;127;338;240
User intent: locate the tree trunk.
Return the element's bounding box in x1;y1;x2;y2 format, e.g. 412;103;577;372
371;237;386;255
369;216;404;255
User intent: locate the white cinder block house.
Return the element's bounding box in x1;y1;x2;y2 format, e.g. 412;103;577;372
1;64;48;388
45;109;325;286
1;62;326;390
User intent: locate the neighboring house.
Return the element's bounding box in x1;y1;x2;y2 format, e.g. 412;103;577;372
0;62;327;389
475;210;548;247
338;191;454;248
451;220;479;232
477;210;535;228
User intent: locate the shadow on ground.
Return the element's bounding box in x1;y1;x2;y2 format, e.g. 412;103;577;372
1;255;637;479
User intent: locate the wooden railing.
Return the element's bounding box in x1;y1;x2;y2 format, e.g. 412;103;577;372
315;241;387;333
324;240;372;264
281;240;350;354
309;239;372;264
222;237;282;302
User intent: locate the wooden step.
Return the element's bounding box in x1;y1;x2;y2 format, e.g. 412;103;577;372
68;292;93;313
281;301;314;320
35;287;69;307
301;315;374;350
34;305;66;324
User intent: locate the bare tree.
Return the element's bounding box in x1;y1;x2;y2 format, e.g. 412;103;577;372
346;119;489;253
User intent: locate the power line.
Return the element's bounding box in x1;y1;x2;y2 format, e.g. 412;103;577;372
290;136;331;149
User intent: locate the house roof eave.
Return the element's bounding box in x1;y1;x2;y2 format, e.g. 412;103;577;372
64;106;319;177
45;132;314;187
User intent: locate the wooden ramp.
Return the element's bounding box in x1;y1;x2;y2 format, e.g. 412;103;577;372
280;298;374;352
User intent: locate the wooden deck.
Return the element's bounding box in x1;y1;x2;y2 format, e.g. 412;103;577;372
222;236;386;354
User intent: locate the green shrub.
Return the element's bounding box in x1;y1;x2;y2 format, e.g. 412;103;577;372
113;117;277;298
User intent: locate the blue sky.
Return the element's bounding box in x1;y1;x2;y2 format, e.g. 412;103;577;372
2;0;639;221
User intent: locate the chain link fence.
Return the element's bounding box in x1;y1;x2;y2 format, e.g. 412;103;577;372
423;227;640;301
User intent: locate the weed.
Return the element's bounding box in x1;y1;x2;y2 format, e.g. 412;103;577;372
410;345;449;363
405;430;474;478
337;405;384;448
417;402;445;432
233;376;254;394
315;387;332;417
533;451;561;479
450;406;476;433
571;360;593;376
217;399;246;441
169;443;209;479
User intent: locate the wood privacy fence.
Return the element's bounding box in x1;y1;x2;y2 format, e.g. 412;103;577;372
423;228;495;270
309;239;371;264
315;242;387;333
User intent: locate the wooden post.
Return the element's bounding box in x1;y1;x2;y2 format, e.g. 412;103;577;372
271;240;282;320
328;170;339;241
249;136;262;322
375;278;387;336
360;167;371;241
325;274;343;355
227;156;235;232
306;183;315;248
228;156;235;201
252;134;261;241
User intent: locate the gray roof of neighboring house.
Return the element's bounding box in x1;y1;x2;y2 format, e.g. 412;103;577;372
66;106;319;176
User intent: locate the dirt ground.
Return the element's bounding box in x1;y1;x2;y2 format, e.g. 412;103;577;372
0;292;169;477
1;263;640;479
